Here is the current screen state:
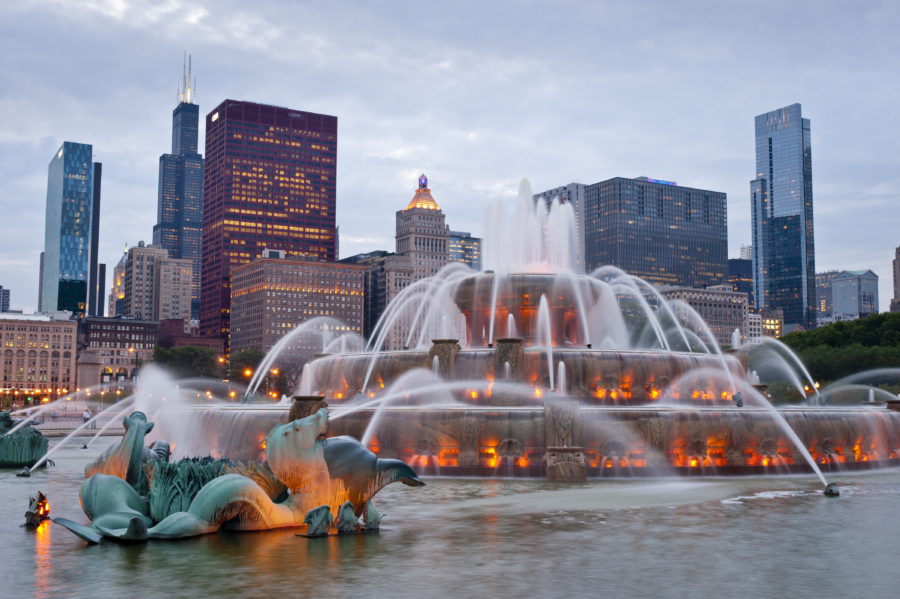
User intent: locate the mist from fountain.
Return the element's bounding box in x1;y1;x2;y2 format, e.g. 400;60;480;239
538;295;554;391
755;338;822;401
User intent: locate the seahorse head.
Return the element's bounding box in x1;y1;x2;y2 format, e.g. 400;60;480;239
264;408;328;492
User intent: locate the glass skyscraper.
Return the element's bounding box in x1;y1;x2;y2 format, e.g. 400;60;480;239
153;60;204;319
750;103;816;329
584;176;727;287
832;270;878;320
42;142;102;317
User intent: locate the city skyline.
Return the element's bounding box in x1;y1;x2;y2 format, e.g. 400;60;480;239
2;2;899;312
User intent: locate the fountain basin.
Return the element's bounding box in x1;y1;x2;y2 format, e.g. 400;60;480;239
148;403;900;479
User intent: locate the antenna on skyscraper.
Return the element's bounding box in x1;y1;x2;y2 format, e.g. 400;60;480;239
178;52;195;105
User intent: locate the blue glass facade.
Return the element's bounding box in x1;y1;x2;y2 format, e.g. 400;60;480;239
832;270;879;320
750;104;816;329
153;101;204;319
42;142;97;316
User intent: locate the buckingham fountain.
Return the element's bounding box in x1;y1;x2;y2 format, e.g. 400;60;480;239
31;179;900;542
146;180;900;486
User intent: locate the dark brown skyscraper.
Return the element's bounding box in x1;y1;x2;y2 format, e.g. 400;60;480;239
200;100;337;349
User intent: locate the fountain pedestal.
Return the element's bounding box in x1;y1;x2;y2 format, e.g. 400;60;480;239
542;398;586;482
428;339;461;379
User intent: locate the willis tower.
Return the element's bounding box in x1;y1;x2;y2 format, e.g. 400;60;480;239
153;54;204;319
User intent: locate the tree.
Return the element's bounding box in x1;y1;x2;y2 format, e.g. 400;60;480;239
230;349;266;384
152;345;221;379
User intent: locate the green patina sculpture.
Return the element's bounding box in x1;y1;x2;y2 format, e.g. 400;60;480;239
304;505;332;536
53;408;424;543
0;410;49;469
333;500;358;533
364;499;383;530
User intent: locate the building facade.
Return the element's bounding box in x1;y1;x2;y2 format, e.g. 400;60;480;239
660;285;749;347
750;104;816;330
740;243;753;260
395;175;449;280
815;270;839;321
892;247;900;313
759;308;784;338
122;242;168;321
200;100;338;350
152;258;194;322
153;59;204;319
80;316;159;383
448;231;482;272
350;252;413;348
108;247;127;317
0;286;9;313
832;270;879;321
746;312;763;345
42;142;103;317
728;258;754;311
230;252;365;356
584;176;727;287
0;312;76;403
533;183;586;273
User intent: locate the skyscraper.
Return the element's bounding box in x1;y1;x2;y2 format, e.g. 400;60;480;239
0;286;9;312
396;175;449;280
449;231;482;271
200;100;338;348
153;56;204;319
533;183;586;273
832;270;879;320
584;176;727;287
42;142;102;317
816;270;839;320
891;246;900;313
728;258;754;310
750;104;816;329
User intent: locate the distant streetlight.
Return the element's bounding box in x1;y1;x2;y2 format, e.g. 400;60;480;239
244;369;252;377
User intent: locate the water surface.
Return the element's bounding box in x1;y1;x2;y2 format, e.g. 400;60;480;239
3;439;899;598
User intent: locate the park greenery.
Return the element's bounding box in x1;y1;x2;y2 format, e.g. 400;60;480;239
781;313;900;382
152;346;222;380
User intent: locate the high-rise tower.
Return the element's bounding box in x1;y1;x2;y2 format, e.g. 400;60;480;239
154;54;204;319
200;100;338;350
42;142;102;317
750;104;816;329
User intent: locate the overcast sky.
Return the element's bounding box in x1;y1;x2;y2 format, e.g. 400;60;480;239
2;0;899;312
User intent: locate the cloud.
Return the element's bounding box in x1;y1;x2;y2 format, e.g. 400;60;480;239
1;0;899;312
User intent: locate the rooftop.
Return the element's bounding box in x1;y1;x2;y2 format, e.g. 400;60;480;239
404;174;441;211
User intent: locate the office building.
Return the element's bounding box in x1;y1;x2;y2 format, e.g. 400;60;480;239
157;318;225;353
832;270;879;321
584;176;727;287
746;312;763;345
728;258;754;311
37;252;44;312
750;104;816;330
200;100;338;350
122;242;168;320
449;231;482;271
152;257;194;323
396;174;449;280
1;312;77;402
660;285;749;347
740;243;752;260
340;252;414;347
533;183;586;272
815;270;839;320
0;286;9;313
41;142;103;317
891;247;900;313
230;251;364;355
80;316;159;384
107;247;127;317
759;308;785;338
153;57;204;319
